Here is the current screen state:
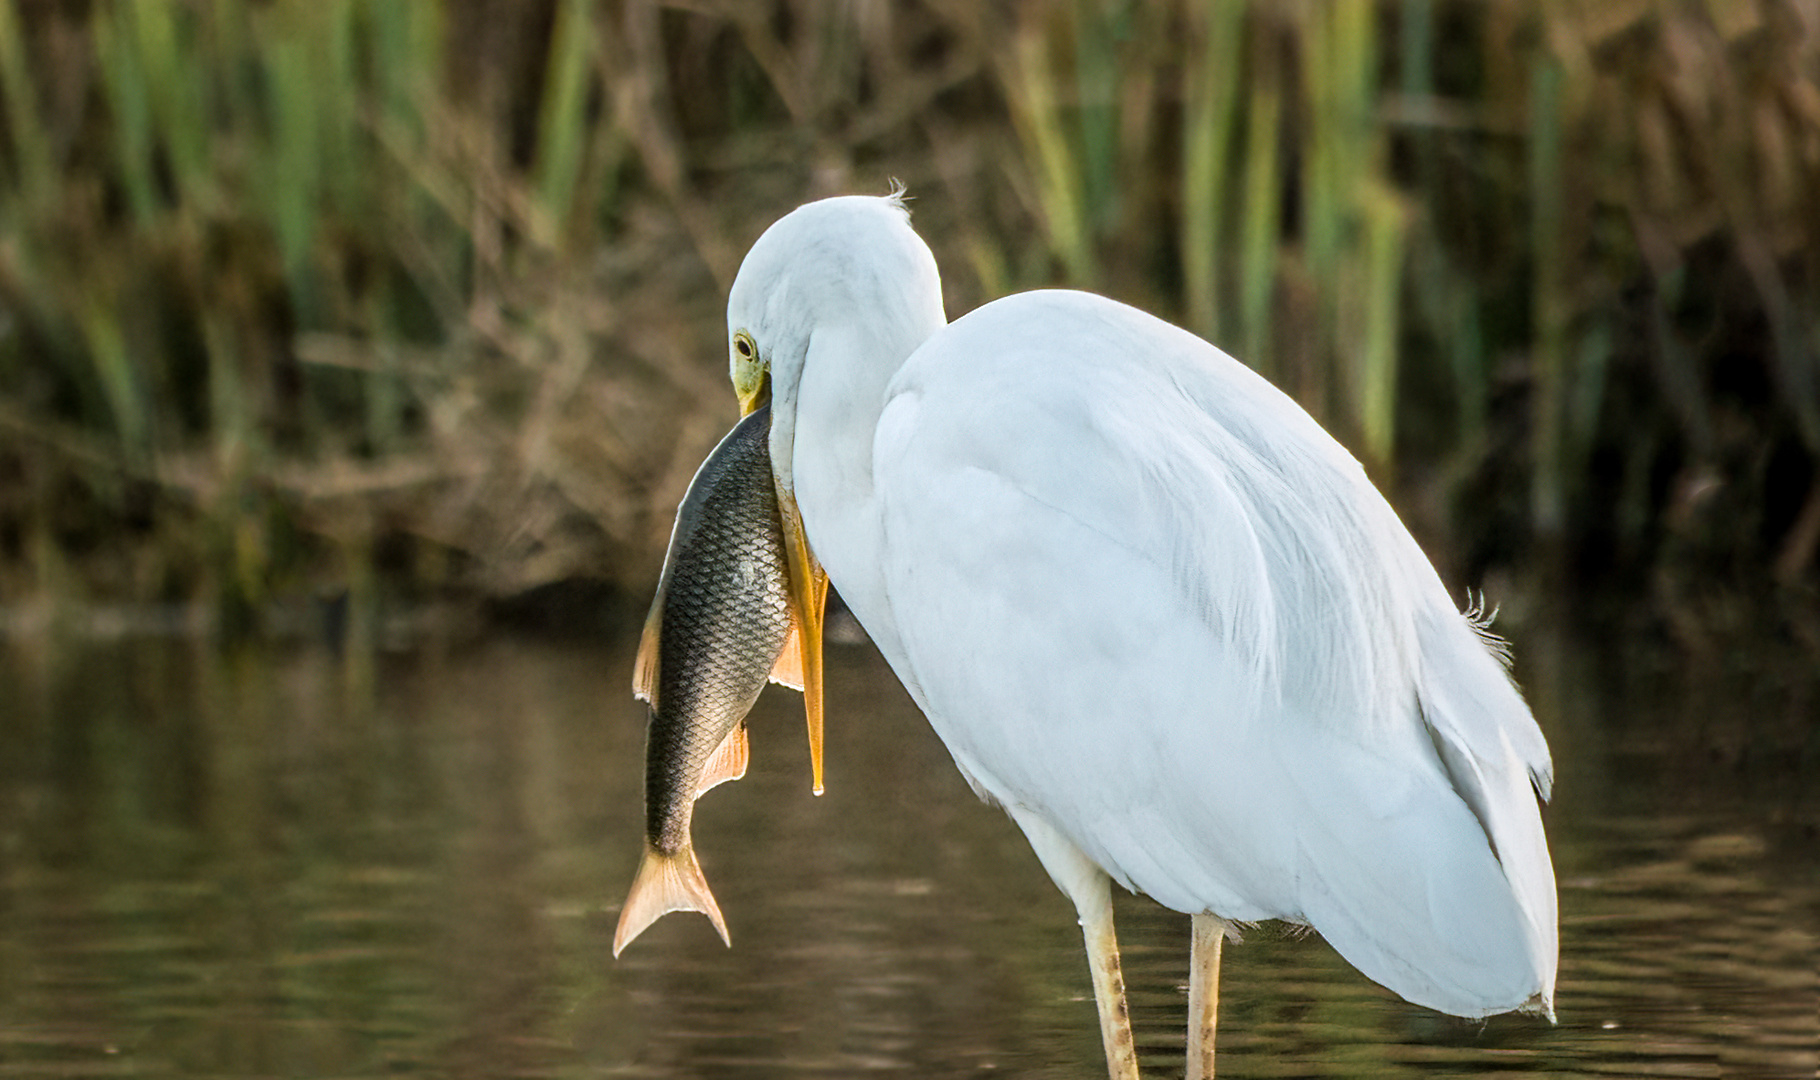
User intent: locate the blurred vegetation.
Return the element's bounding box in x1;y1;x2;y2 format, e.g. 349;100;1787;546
0;0;1815;651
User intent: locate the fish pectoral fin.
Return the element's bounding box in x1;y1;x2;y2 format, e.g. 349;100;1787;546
696;723;750;795
631;598;663;704
768;620;805;691
612;843;729;957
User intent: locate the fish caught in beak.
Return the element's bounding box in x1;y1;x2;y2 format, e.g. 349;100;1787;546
613;385;836;955
615;405;809;955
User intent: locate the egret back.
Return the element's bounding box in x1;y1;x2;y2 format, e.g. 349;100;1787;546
844;290;1557;1018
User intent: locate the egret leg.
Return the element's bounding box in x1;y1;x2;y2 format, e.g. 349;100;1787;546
1079;877;1140;1080
1007;808;1140;1080
1187;914;1228;1080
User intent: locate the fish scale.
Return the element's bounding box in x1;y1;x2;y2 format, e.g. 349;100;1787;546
614;404;798;955
645;406;792;852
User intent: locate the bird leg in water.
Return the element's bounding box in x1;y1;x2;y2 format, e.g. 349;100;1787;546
1187;913;1229;1080
1009;808;1140;1080
1079;880;1141;1080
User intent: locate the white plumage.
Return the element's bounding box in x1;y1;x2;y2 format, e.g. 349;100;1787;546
725;193;1556;1079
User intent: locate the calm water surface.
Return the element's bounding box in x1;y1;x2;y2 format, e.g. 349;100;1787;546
0;617;1814;1078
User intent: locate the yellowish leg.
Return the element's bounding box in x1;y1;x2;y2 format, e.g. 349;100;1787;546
1186;914;1227;1080
1079;878;1141;1080
1007;808;1140;1080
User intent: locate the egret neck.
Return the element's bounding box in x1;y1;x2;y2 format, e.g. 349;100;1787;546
726;197;948;794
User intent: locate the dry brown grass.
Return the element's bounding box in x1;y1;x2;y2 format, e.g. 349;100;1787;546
0;0;1814;643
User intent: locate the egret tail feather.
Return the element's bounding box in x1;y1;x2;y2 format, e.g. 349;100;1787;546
612;843;729;956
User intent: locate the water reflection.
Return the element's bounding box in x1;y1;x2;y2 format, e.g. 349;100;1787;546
0;621;1813;1078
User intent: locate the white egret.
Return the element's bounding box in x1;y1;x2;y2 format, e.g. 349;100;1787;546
725;192;1556;1079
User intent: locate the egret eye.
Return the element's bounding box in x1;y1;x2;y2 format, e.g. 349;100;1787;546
730;330;768;415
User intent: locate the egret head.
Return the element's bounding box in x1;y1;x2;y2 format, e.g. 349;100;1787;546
727;191;942;426
720;192;942;796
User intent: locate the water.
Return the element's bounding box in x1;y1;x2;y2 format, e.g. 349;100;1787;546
0;619;1814;1078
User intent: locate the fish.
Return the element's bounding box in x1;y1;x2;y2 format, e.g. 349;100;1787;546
613;404;811;956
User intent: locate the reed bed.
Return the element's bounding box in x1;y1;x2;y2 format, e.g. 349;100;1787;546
0;0;1814;647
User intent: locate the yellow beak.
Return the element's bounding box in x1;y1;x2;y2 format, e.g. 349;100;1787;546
734;361;769;418
777;488;828;796
740;383;829;795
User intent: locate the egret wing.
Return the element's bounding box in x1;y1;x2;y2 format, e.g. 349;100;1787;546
867;290;1554;1015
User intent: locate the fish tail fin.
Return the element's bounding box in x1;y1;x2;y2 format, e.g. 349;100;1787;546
612;842;729;956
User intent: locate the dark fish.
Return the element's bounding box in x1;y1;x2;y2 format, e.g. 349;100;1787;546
613;404;805;955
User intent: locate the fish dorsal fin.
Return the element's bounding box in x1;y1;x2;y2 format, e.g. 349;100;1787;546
768;620;805;691
631;598;662;704
612;842;728;956
696;722;750;795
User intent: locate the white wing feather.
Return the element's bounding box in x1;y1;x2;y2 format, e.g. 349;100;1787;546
859;290;1555;1017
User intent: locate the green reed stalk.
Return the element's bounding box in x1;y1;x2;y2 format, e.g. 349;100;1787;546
92;11;159;226
1528;49;1566;536
202;311;251;469
1300;4;1351;326
1398;0;1436;190
368;0;440;151
1358;183;1406;472
77;296;150;464
1005;26;1093;285
1396;0;1483;450
533;0;597;250
1238;76;1281;374
0;0;54;209
1418;236;1489;451
1072;0;1120;245
1180;0;1246;344
124;2;210;201
261;19;326;304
